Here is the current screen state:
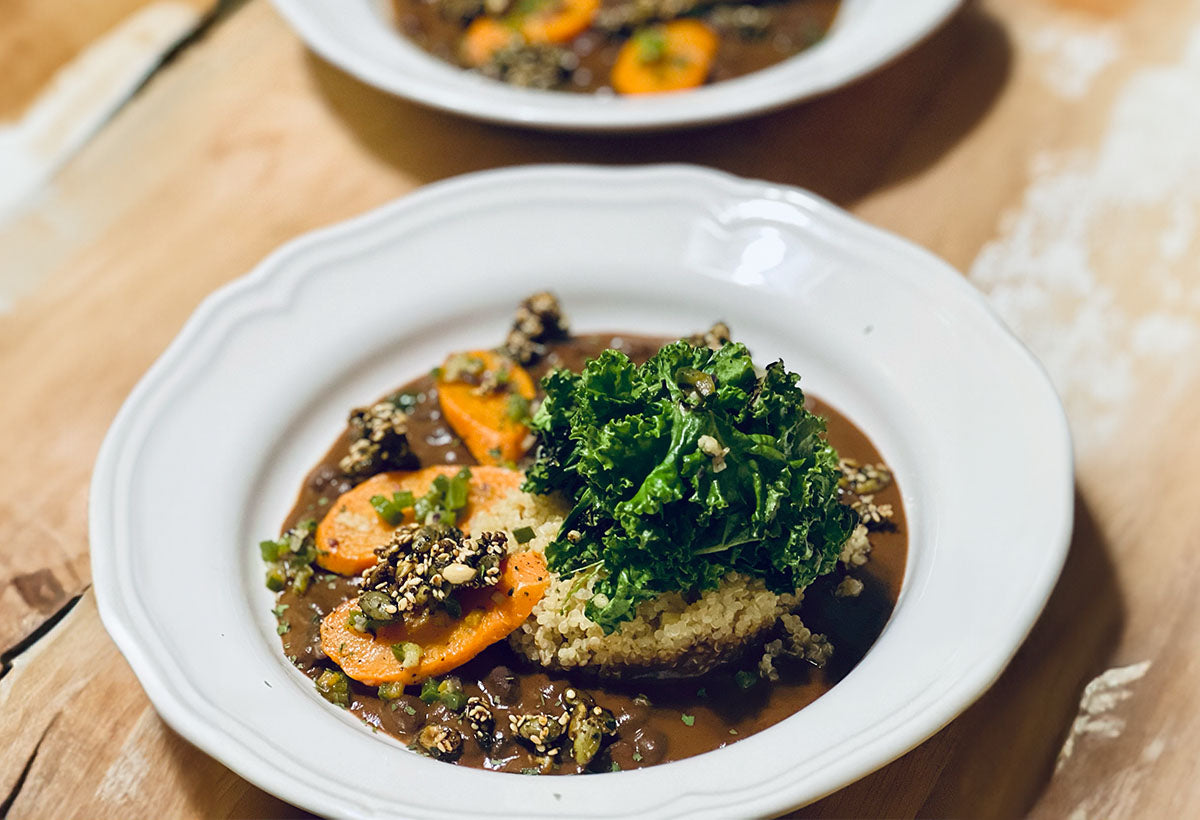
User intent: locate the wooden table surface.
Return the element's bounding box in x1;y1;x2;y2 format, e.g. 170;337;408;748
2;0;1199;816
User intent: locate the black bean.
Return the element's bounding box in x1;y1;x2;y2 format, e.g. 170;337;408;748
479;666;519;705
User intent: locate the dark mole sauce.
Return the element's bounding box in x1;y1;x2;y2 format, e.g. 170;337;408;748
389;0;841;94
275;333;906;774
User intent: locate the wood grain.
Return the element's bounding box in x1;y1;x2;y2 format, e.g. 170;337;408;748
0;0;217;121
2;0;1199;815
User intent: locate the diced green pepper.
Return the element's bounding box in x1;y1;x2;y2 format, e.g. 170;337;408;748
419;678;441;704
316;669;350;707
391;642;422;668
378;682;406;701
264;563;287;591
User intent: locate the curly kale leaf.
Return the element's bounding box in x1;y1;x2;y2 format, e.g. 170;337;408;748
523;341;854;633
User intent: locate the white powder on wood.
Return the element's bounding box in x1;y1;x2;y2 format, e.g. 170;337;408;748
970;24;1200;455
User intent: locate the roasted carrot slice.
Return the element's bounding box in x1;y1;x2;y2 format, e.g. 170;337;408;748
516;0;599;45
320;551;550;686
315;465;523;576
461;17;521;67
436;350;536;466
611;20;719;95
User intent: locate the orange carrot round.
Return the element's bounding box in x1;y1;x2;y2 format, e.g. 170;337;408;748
320;551;550;686
436;350;536;466
461;17;521;67
517;0;599;44
315;465;523;576
611;20;719;95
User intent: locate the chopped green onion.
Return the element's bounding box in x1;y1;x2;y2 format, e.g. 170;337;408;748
264;564;287;591
391;642;423;668
419;678;441;704
634;26;667;63
681;714;695;726
513;526;536;544
414;467;473;525
315;669;350;707
734;670;757;690
378;682;405;701
437;678;466;712
347;608;371;633
506;393;531;423
370;490;416;525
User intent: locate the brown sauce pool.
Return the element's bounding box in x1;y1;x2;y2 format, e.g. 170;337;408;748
389;0;841;94
273;333;906;773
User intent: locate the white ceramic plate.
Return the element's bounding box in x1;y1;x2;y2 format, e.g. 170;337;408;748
92;165;1072;819
270;0;963;131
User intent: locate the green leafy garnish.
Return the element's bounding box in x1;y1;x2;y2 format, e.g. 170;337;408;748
734;670;757;690
681;713;695;726
523;341;853;633
370;490;416;525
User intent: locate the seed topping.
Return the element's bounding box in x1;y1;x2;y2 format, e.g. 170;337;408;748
358;524;508;621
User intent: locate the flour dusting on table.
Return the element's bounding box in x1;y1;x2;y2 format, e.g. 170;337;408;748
970;24;1200;454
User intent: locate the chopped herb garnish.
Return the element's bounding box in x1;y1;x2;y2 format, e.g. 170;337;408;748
610;761;621;772
378;682;405;701
413;467;473;525
444;595;463;619
403;704;417;715
276;621;290;635
506;392;531;423
696;687;707;697
419;678;441;704
632;752;643;762
729;729;738;736
258;520;318;593
317;496;329;506
520;767;542;776
633;26;668;63
391;642;422;668
513;525;536;544
681;714;695;726
734;670;757;690
315;669;350;707
437;678;467;712
370;490;416;525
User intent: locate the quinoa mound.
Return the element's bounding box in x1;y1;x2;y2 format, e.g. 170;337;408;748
472;485;815;679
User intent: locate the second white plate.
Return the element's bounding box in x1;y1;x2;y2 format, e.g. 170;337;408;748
271;0;963;131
